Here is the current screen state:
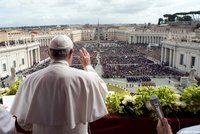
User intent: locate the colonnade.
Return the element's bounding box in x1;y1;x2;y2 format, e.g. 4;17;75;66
37;38;52;46
161;46;176;67
129;35;167;44
28;48;40;66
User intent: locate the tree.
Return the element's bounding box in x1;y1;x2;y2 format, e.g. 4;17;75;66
158;18;164;25
163;14;176;22
176;16;184;21
183;15;192;21
196;24;200;29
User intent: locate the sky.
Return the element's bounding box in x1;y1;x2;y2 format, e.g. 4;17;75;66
0;0;200;27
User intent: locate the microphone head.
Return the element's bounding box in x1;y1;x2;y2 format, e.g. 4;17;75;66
150;95;160;109
149;95;164;119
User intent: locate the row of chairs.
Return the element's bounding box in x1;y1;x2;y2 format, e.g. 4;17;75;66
127;76;151;83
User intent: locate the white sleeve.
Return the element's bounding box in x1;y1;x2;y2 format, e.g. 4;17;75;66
84;65;99;77
84;65;108;99
0;106;16;134
177;125;200;134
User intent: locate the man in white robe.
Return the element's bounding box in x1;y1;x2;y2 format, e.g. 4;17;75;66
0;104;32;134
0;104;16;134
10;35;108;134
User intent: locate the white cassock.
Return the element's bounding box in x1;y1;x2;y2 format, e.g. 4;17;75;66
177;125;200;134
0;105;16;134
10;60;108;134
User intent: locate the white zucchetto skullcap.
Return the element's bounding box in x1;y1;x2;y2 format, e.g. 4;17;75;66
48;35;73;50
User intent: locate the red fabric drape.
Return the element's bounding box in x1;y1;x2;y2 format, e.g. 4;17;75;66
90;115;200;134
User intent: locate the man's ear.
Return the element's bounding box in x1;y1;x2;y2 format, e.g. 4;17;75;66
66;49;74;65
69;49;74;57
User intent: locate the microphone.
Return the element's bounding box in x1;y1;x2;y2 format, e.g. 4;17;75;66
150;95;164;120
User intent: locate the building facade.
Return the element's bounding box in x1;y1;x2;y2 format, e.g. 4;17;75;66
0;42;40;77
106;27;196;45
161;40;200;77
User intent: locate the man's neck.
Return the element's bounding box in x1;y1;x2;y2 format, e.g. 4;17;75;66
50;60;69;66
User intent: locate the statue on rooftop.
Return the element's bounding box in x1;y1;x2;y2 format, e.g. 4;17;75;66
188;68;198;83
8;67;16;87
175;68;198;91
167;32;172;40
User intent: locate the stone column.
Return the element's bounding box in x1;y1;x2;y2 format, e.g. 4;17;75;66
35;49;38;63
155;36;157;43
42;39;44;46
145;36;147;44
161;46;164;62
32;49;35;65
39;39;41;46
157;37;158;43
134;36;137;44
172;49;175;67
146;36;148;44
164;47;167;63
38;48;41;62
29;50;32;66
26;50;29;68
169;49;172;67
152;36;154;43
128;36;131;44
46;39;48;46
157;37;159;44
48;38;51;45
43;39;45;46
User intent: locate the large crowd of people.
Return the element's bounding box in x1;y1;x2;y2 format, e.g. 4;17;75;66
99;42;184;78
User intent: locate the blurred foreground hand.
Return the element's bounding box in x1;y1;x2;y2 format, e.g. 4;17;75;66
157;118;173;134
